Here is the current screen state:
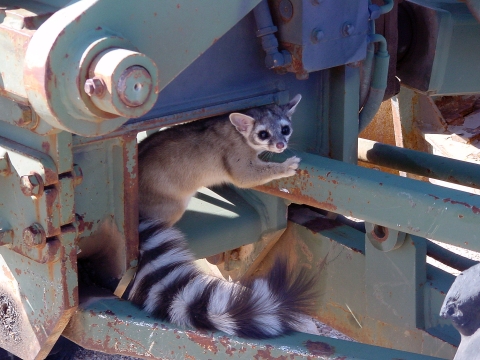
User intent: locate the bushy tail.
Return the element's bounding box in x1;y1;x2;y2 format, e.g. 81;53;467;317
128;218;316;339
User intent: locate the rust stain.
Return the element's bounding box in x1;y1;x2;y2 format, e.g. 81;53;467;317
256;183;337;213
45;188;61;236
443;198;480;214
2;265;14;281
219;336;236;356
281;42;307;78
83;221;94;232
304;340;335;356
435;95;480;126
185;331;218;354
254;345;288;360
122;135;139;272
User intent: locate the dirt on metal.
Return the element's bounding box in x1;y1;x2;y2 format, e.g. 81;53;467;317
0;292;21;345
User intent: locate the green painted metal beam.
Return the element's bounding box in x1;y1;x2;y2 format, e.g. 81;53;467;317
358;138;480;191
256;151;480;251
327;65;360;163
64;294;444;360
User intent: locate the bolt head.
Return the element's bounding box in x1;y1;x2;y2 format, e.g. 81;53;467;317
20;173;43;197
311;28;324;43
84;80;95;95
23;223;46;247
84;77;106;97
279;0;293;22
342;23;355;37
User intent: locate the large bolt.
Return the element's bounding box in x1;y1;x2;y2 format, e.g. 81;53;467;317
19;173;44;197
84;77;106;97
23;223;46;247
85;48;158;118
117;66;153;107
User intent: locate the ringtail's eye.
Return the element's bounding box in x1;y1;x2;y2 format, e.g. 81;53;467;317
281;126;291;136
258;130;270;140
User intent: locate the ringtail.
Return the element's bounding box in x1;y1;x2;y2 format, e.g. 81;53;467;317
129;95;316;339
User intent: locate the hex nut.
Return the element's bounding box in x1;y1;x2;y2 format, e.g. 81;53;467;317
84;77;106;97
23;223;46;247
19;173;44;197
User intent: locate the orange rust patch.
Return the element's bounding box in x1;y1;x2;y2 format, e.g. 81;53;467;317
254;345;288;360
185;331;218;354
2;265;14;281
304;340;335;357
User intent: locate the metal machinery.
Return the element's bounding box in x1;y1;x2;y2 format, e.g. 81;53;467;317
1;0;480;359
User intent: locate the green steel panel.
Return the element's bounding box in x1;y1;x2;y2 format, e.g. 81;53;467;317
1;0;262;136
365;234;427;330
327;65;360;163
283;214;456;358
178;186;288;259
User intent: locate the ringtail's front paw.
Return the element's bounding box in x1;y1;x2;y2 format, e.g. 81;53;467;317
283;156;301;176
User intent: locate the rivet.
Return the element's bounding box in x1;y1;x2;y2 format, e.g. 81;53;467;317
311;28;324;43
342;23;355;37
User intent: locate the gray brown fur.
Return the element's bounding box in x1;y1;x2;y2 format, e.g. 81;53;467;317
138;94;302;226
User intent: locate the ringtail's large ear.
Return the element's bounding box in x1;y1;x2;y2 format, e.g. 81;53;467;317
229;113;255;134
285;94;302;117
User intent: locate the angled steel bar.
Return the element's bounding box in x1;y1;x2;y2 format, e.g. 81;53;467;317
359;138;480;190
256;151;480;251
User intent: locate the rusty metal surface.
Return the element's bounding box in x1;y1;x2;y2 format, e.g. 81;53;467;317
255;221;457;358
64;290;444;360
0;225;78;359
8;0;261;137
73;134;138;287
255;150;480;252
0;4;56;103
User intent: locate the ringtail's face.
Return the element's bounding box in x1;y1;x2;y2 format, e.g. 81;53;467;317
248;116;292;153
229;94;301;154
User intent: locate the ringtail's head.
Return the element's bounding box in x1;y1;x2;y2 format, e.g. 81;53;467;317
229;94;301;153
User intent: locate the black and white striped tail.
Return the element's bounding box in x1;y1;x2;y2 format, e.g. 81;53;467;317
128;218;316;339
